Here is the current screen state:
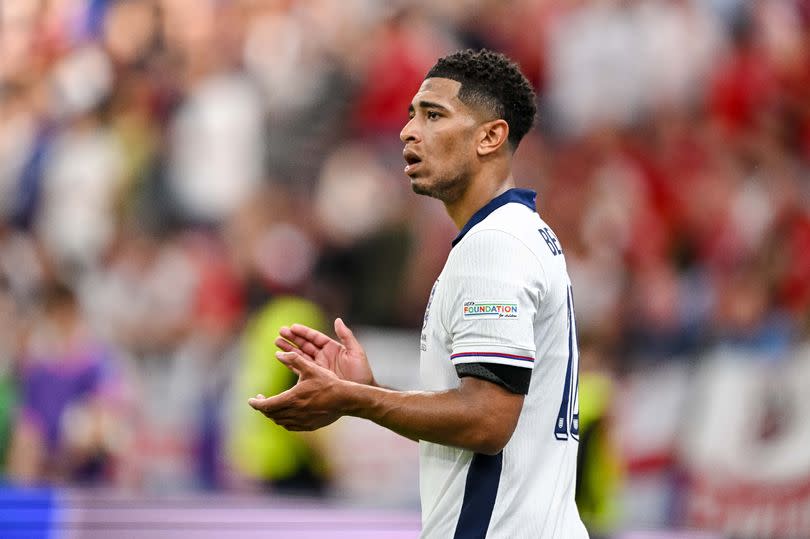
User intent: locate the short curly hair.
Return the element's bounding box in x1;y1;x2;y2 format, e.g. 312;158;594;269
425;49;536;150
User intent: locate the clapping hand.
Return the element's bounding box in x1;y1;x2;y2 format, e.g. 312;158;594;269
248;350;345;431
274;318;376;387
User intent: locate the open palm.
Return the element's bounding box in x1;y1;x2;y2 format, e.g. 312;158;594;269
275;318;376;386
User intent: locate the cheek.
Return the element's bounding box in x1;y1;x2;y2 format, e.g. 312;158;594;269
432;129;475;168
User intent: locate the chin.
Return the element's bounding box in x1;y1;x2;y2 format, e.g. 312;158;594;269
412;173;469;204
410;177;434;197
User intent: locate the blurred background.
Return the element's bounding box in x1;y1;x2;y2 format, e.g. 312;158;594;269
1;0;810;537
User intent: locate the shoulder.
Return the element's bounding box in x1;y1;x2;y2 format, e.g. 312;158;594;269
450;205;545;273
445;226;547;302
449;227;539;272
449;204;558;300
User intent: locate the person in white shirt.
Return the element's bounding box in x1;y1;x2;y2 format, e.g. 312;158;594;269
250;49;589;539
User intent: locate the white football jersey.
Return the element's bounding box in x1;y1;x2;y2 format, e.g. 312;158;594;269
419;188;589;539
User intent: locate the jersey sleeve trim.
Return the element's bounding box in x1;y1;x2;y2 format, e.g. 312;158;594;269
450;344;536;369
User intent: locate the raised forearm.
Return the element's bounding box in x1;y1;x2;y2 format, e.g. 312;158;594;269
341;380;522;455
250;350;523;453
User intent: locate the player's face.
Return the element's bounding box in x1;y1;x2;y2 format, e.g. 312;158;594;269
400;78;481;203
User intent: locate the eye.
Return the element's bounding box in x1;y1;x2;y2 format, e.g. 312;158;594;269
426;110;440;120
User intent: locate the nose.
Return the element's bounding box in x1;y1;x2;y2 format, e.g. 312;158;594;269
400;117;419;143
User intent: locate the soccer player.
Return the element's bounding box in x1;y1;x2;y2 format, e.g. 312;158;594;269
250;49;589;538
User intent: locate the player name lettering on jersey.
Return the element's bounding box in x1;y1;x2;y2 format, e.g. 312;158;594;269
462;301;518;319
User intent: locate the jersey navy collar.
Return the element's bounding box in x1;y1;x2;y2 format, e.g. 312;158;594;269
451;188;537;247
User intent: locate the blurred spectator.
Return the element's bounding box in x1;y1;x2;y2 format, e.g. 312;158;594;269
547;0;723;136
36;107;124;275
711;263;795;357
0;277;20;473
576;341;622;539
351;8;452;135
7;283;131;485
167;73;265;224
227;296;330;495
79;230;203;490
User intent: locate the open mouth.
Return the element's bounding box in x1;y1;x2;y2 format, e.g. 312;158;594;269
403;149;422;175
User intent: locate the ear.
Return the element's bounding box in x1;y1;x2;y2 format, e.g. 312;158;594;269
477;119;510;157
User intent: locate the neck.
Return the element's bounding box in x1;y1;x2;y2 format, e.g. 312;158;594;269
445;166;515;230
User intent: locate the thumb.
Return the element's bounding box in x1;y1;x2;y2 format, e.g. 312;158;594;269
275;351;311;378
335;318;360;351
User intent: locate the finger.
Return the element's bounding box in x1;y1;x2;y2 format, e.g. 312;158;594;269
275;350;315;377
280;327;325;357
274;420;299;432
276;337;336;371
259;409;308;429
274;417;312;432
275;337;316;362
277;330;321;359
288;324;333;348
248;393;291;414
248;394;275;410
275;337;297;353
335;318;360;351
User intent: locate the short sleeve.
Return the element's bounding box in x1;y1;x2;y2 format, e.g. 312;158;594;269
443;230;544;392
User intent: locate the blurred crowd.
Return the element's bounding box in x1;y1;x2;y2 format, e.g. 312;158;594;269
1;0;809;515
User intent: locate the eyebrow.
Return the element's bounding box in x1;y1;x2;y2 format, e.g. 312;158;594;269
408;100;451;114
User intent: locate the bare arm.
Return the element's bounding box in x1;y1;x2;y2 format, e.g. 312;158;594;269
249;351;524;455
347;377;524;454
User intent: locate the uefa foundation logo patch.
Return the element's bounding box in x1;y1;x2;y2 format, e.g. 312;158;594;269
462;301;519;320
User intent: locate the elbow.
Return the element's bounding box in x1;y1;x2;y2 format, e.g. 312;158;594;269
456;379;524;455
476;441;506;456
469;425;514;455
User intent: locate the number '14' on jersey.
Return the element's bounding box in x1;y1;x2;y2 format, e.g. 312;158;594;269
554;285;579;441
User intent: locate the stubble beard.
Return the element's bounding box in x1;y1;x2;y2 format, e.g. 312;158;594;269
411;169;471;205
